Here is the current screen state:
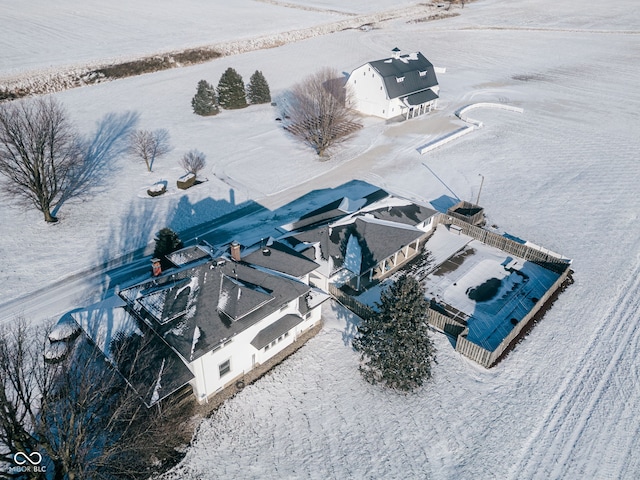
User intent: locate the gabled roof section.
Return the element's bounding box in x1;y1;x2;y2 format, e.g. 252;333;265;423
362;199;438;226
289;189;388;231
166;245;212;267
242;241;319;278
136;276;198;325
330;216;424;274
218;274;274;321
369;52;438;99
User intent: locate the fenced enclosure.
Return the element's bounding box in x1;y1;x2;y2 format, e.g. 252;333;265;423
455;265;571;367
436;214;571;274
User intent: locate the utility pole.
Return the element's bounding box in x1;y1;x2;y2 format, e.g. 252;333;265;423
476;174;485;205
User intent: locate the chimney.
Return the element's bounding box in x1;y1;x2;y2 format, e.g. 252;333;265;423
230;241;241;262
392;47;401;59
151;258;162;277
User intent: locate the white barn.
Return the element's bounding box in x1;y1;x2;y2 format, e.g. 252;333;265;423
346;49;439;120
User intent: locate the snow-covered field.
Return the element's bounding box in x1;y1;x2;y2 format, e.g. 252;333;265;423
1;0;640;478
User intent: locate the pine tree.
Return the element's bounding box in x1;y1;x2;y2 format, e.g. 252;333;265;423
246;70;271;104
191;80;219;116
153;227;184;263
352;274;436;391
217;68;248;109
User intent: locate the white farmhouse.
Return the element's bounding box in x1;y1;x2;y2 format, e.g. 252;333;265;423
346;49;439;120
71;243;326;406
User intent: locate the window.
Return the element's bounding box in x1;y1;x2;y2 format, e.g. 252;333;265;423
285;331;290;338
419;70;427;77
278;335;283;342
396;76;405;83
265;344;270;351
219;359;231;378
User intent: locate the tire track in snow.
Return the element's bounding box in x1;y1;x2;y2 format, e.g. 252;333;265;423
253;0;357;16
509;259;640;479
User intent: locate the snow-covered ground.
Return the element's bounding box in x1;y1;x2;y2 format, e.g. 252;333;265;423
1;0;640;478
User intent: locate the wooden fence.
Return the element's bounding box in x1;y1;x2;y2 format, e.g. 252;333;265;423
426;307;467;338
436;214;571;274
328;284;375;320
446;200;485;226
330;284;467;338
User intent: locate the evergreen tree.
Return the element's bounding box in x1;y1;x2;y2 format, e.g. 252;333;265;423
153;227;184;263
217;68;248;109
352;274;436;391
191;79;219;116
246;70;271;104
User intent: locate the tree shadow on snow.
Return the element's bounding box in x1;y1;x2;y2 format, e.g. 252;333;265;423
95;200;163;300
53;111;139;216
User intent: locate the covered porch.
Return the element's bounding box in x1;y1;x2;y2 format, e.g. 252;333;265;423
345;237;422;291
403;89;438;120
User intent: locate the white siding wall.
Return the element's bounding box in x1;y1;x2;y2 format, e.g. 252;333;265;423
189;300;322;403
346;64;396;119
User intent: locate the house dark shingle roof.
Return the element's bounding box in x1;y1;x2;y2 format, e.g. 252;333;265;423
242;241;319;278
367;202;437;226
250;314;304;349
218;274;275;321
369;52;438;100
120;258;310;362
291;189;388;230
329;217;425;274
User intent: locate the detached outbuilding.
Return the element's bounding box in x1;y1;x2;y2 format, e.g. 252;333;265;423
346;48;439;120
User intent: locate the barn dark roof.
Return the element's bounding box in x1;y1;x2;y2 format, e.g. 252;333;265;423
405;89;439;106
369;52;438;99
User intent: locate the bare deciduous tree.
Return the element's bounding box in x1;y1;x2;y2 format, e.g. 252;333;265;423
0;318;194;480
128;129;171;172
0;97;82;222
283;67;362;157
178;149;206;176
